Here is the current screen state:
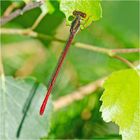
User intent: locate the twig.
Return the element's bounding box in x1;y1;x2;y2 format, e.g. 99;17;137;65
113;55;135;69
3;2;20;17
111;48;140;54
0;28;139;68
30;12;46;30
53;77;105;111
1;28;139;54
0;1;44;26
75;42;111;54
0;28;65;43
0;28;37;36
75;42;140;55
75;43;137;68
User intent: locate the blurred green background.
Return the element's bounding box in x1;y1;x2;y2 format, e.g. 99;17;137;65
1;0;139;139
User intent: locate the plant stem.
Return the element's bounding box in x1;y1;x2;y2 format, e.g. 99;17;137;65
53;77;105;111
113;55;135;69
75;42;140;54
30;13;46;30
0;28;139;69
75;42;111;54
0;28;66;43
3;2;20;17
1;28;139;54
0;1;43;26
111;48;140;54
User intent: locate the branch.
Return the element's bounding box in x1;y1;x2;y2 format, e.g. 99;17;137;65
111;48;140;54
0;1;44;26
1;28;139;54
1;28;139;68
75;42;111;54
3;2;20;17
30;12;46;30
113;55;135;69
75;43;137;68
0;28;66;43
53;78;105;111
75;42;140;55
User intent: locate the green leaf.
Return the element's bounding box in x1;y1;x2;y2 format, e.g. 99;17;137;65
23;0;31;4
23;0;54;14
100;69;140;140
0;76;53;140
60;0;102;29
40;0;55;15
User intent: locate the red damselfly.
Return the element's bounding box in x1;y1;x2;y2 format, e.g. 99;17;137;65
40;11;86;115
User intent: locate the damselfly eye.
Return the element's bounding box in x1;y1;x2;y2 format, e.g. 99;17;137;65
81;13;86;18
73;10;77;16
73;10;86;18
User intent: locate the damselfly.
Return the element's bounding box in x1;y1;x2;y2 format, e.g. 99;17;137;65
40;10;86;115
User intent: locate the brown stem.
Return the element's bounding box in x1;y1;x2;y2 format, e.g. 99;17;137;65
30;13;46;30
0;1;43;26
111;48;140;54
3;2;20;17
0;28;66;43
113;55;135;69
1;28;139;55
0;28;139;69
53;77;105;111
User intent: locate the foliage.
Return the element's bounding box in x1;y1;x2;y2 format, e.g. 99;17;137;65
100;69;140;140
0;0;139;139
40;0;55;14
60;0;102;28
0;76;53;139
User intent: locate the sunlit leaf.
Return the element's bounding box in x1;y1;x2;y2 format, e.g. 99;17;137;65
100;69;140;140
40;0;55;15
60;0;102;29
23;0;31;4
0;76;53;140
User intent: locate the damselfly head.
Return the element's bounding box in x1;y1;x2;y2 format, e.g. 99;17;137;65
73;10;86;18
